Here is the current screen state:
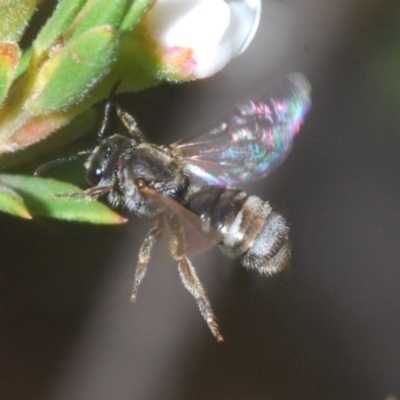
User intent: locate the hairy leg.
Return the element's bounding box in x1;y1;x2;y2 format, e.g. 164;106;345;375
168;218;223;341
115;105;145;143
52;185;114;200
131;219;163;301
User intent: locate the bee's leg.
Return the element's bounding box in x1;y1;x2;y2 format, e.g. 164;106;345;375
115;105;145;143
52;186;114;200
169;219;223;342
98;80;144;142
131;219;163;302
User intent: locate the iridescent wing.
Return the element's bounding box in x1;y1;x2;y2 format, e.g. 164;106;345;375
172;73;311;186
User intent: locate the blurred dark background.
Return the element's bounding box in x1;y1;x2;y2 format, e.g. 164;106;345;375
2;1;400;399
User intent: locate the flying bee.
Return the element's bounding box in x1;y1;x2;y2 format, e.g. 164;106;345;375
36;73;311;341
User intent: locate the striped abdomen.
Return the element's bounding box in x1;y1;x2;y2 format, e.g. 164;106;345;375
185;186;290;274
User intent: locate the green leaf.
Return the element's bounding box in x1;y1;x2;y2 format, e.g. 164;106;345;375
0;183;31;219
119;0;152;34
0;42;21;106
33;0;87;59
0;108;96;169
67;0;129;42
107;23;160;92
0;174;127;224
28;25;118;114
15;46;31;81
0;0;37;42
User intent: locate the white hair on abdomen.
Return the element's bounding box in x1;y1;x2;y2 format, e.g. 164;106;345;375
223;196;271;249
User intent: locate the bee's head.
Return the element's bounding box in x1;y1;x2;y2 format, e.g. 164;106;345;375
85;134;134;186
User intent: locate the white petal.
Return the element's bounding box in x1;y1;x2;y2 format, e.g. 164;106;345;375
147;0;230;50
145;0;262;79
227;0;262;55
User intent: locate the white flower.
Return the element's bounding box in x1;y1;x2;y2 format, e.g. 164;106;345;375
145;0;261;79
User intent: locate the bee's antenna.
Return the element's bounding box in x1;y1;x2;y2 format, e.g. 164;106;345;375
34;150;91;176
98;80;122;139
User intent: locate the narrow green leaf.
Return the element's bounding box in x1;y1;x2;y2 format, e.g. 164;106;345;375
0;183;32;219
33;0;87;59
108;23;160;92
0;174;127;224
28;26;118;114
0;42;21;106
15;46;31;80
119;0;152;34
0;108;96;169
67;0;128;42
0;0;37;42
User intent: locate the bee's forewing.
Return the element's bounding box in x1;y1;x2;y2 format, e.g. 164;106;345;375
172;73;311;186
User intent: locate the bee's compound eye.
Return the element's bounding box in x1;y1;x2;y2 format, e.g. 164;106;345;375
86;165;103;186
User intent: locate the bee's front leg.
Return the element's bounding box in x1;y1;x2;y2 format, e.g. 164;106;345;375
52;186;114;200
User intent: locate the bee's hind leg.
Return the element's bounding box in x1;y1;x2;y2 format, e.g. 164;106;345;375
131;219;163;301
168;217;223;342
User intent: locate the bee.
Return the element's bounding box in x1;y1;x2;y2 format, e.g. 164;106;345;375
37;73;311;341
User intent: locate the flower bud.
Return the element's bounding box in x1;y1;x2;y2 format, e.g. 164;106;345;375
145;0;261;79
